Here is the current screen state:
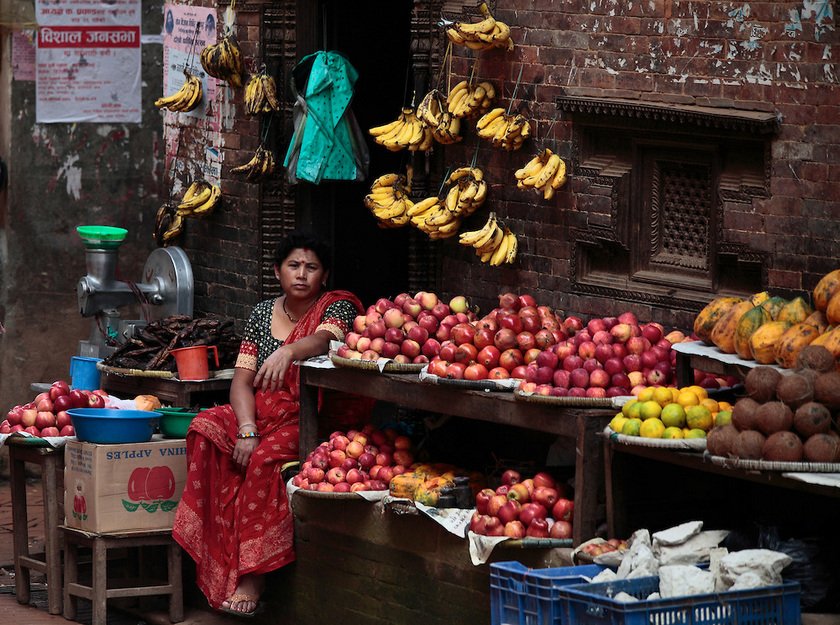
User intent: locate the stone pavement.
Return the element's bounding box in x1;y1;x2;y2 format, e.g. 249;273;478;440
0;478;236;625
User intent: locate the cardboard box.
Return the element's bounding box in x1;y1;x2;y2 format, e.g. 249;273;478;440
64;436;187;533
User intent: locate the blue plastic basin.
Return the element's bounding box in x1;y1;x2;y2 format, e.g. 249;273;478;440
67;408;161;444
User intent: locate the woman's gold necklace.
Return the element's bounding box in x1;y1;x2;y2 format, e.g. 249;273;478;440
281;297;298;323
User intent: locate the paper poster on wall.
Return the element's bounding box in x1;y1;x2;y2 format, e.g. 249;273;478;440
162;3;221;187
35;0;142;123
12;31;36;82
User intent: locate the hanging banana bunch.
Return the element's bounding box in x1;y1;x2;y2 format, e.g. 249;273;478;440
244;69;281;115
364;173;414;229
515;148;568;200
446;3;514;52
154;203;183;246
368;107;430;152
199;34;244;88
446;80;496;118
475;107;531;151
416;89;463;146
445;166;487;217
230;145;275;181
155;71;203;112
176;180;222;218
458;212;518;266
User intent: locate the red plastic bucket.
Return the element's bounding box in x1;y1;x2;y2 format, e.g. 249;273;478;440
170;345;219;380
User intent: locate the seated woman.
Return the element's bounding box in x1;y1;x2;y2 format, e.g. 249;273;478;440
173;230;362;617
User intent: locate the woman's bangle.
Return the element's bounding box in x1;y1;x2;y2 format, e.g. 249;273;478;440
236;431;260;440
238;423;257;431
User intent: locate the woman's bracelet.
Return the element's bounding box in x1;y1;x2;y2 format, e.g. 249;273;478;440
236;431;260;440
238;423;257;431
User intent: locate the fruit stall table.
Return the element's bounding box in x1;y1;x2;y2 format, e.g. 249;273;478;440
603;439;840;538
298;363;614;546
99;371;231;408
672;340;788;388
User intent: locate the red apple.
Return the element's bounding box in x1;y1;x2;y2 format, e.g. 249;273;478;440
504;520;526;538
533;486;559;508
507;482;530;503
519;502;548;526
501;469;521;486
35;411;56;430
24;426;40;436
488;494;508;517
498;292;520;311
59;424;76;437
475;488;496;515
526;517;550;538
87;394;106;409
326;467;346;484
549;520;573;539
498;499;522;524
0;420;11;434
21;408;38;427
328;449;347;467
6;406;23;426
552;498;574;522
450;323;476;346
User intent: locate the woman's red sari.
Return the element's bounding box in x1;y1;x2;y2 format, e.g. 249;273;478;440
172;290;361;608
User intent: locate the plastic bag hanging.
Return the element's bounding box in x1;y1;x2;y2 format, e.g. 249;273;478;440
284;51;369;185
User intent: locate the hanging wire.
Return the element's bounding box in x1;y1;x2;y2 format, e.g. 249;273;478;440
185;22;201;72
506;64;524;116
438;166;453;195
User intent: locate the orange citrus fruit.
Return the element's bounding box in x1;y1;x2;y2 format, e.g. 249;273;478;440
639;400;662;421
660;403;687;428
701;398;720;413
637;387;656;403
621;418;642;436
686;405;713;431
625;401;643;420
670;387;681;402
610;414;628;433
687;385;708;400
677;391;700;407
621;399;638;418
662;427;684;439
714;410;732;426
685;428;707;439
652;386;674;407
640;418;666;438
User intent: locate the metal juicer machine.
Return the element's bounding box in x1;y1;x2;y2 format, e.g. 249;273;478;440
75;226;194;358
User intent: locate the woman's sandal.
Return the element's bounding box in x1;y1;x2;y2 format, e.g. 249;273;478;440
219;593;264;619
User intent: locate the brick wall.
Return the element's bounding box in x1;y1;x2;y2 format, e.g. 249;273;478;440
436;1;839;325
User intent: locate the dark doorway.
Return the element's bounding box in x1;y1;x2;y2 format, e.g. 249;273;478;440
295;0;416;308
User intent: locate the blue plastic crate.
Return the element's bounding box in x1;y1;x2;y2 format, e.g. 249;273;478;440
557;576;801;625
490;561;606;625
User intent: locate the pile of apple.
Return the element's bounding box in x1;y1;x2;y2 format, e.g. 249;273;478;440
579;538;629;558
335;291;476;364
515;311;678;398
469;469;575;540
0;380;105;438
426;292;568;381
292;424;415;493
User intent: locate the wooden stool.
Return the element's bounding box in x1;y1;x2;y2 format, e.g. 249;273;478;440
61;526;184;625
8;442;65;614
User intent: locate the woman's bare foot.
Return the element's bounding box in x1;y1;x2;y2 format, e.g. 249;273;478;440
221;574;264;615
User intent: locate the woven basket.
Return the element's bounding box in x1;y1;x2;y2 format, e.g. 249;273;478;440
706;453;840;472
603;426;707;451
329;353;425;373
515;390;630;408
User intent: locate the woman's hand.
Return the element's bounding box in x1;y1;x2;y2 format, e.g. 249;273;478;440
232;437;259;470
254;344;295;392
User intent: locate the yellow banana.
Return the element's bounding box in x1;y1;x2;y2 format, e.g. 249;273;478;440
476;223;505;255
178;184;211;211
460;212;497;247
372;173;401;188
369;118;402;137
516;151;549;181
436;218;461;236
490;230;512;266
504;231;518;264
261;74;281;111
533;154;562;189
478;81;496;100
407;196;440;217
550;159;568;189
472;180;488;204
446;28;466;45
192;185;221;216
476;107;505;131
162;213;184;242
424;207;457;227
444;185;460;213
456;15;497;35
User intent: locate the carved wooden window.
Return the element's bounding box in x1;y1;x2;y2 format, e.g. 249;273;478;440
558;97;778;310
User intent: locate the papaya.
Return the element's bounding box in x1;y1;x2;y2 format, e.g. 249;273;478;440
813;269;840;312
389;473;424;499
760;296;788;320
803;310;830;334
749;290;771;306
749;321;791;364
815;326;840;360
694;297;744;344
774;322;821;369
734;306;772;360
776;296;813;325
711;300;755;354
827;291;840;325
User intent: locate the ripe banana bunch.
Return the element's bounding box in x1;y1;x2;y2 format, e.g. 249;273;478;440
154;203;183;246
446;3;514;52
244;71;281;115
369;108;430;152
431;111;462;145
446;80;496;118
155;71;203;112
404;195;460;239
230;145;275;181
415;90;462;145
177;180;221;217
446;166;487;217
459;212;518;266
515;148;568;200
364;173;413;228
199;35;244;88
475;107;531;151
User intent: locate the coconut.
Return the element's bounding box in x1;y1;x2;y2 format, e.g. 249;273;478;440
793;402;832;438
754;401;794;436
796;345;837;373
706;424;739;457
732;430;766;460
813;371;840;410
731;397;761;432
744;366;782;403
762;431;804;462
802;432;840;463
775;372;814;409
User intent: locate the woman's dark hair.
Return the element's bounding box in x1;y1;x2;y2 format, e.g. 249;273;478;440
273;230;332;273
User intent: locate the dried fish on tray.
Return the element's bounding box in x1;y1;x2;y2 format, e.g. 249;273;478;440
102;315;240;372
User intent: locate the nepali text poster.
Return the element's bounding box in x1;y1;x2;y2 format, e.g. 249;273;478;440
35;0;142;123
